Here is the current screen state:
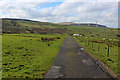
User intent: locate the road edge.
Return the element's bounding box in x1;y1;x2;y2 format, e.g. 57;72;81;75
76;41;118;79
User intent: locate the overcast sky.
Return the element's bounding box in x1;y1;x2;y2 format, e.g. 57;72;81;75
0;0;119;28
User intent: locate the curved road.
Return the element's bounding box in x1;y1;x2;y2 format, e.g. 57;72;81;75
45;36;111;78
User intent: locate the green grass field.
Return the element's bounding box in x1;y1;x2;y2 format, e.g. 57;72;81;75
73;36;119;75
2;34;66;78
2;18;120;78
67;25;119;38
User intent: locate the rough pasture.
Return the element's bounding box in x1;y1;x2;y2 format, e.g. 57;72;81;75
90;40;119;46
92;40;104;43
55;37;61;39
41;37;60;42
2;34;66;78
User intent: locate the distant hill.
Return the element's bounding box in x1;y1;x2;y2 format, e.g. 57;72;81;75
56;22;107;28
1;18;66;34
1;18;40;22
1;18;118;38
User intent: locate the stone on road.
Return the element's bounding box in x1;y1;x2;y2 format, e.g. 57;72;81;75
45;36;110;78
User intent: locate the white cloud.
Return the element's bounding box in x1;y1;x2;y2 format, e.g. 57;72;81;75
52;2;118;27
64;0;119;2
0;0;118;28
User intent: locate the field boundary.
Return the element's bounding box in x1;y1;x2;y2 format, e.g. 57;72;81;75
74;38;118;78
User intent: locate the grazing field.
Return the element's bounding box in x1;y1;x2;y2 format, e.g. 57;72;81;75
2;34;66;78
67;25;119;38
73;35;119;75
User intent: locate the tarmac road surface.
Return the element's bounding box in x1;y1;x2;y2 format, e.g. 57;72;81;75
45;36;111;78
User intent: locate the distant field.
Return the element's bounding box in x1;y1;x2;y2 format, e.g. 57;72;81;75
2;34;66;78
67;25;119;38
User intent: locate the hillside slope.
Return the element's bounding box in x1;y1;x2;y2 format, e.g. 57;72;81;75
1;18;119;39
1;18;66;34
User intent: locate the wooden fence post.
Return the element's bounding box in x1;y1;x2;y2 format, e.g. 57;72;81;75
88;40;89;45
98;43;100;52
92;41;93;49
107;44;109;57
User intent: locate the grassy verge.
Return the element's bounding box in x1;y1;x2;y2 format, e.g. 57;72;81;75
73;36;119;75
2;34;67;78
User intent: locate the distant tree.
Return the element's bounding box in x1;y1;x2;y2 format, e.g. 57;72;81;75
116;34;120;37
91;35;94;37
89;32;92;34
10;20;17;26
96;34;100;36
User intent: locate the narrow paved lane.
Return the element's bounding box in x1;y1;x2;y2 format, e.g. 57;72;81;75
45;36;110;78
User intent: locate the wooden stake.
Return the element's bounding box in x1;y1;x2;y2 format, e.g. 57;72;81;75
107;44;109;57
98;43;99;52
